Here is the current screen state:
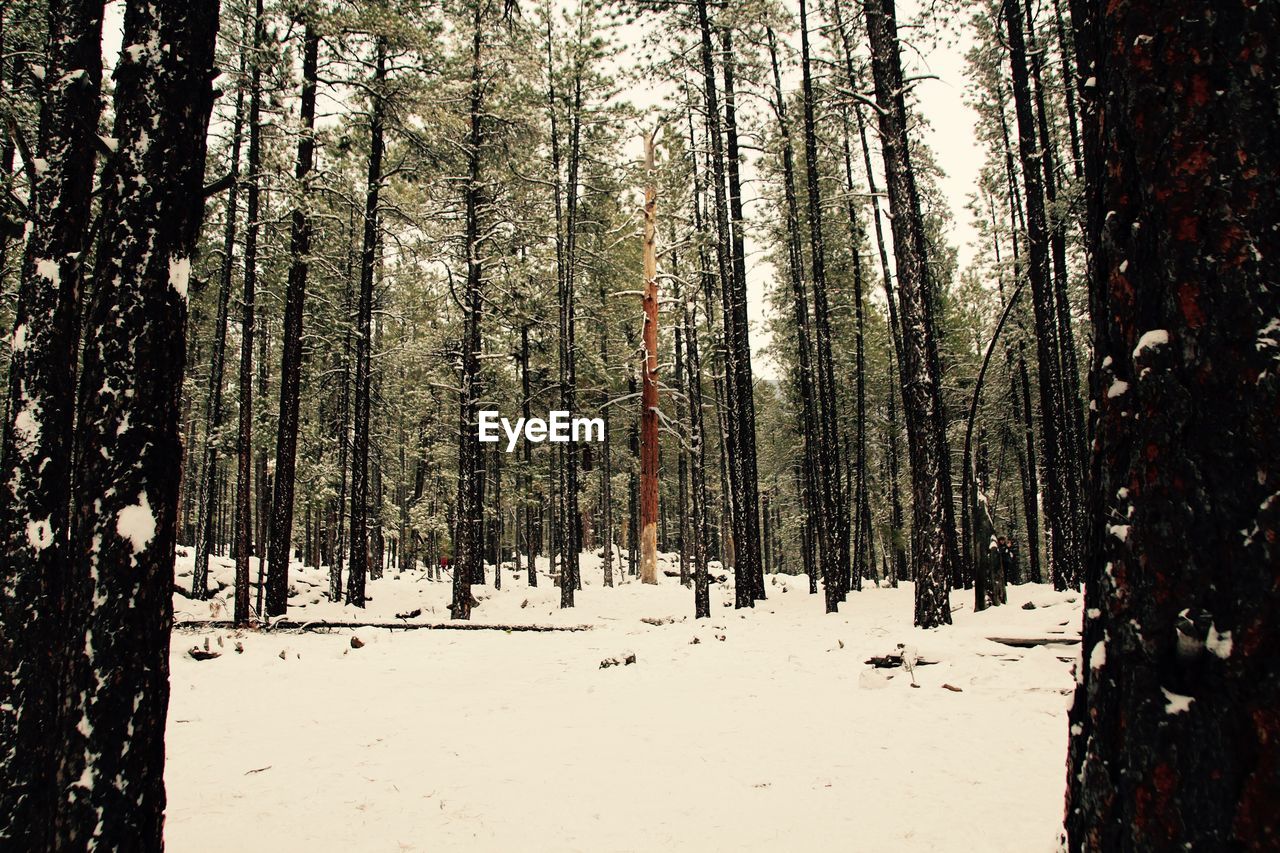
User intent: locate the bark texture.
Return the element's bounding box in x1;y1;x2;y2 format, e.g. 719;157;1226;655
1066;1;1280;848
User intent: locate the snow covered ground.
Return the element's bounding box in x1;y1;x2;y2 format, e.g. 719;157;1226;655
167;550;1080;852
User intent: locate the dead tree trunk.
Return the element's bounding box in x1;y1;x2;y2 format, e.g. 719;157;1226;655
639;131;660;585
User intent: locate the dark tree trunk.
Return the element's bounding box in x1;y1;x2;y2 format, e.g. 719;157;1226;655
1066;2;1280;847
766;25;822;599
863;0;959;626
683;299;711;619
348;36;386;609
0;0;103;843
1004;0;1083;592
694;0;752;606
266;23;319;616
451;11;486;619
719;28;764;603
799;0;849;613
597;296;614;588
522;325;538;587
675;321;688;587
193;26;249;599
330;245;354;601
235;0;264;625
57;4;218;847
235;0;264;622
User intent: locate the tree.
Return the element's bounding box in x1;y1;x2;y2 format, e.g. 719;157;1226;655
234;0;265;625
1065;0;1280;847
0;0;103;842
863;0;959;627
266;19;320;617
348;35;388;608
638;129;659;585
56;2;219;846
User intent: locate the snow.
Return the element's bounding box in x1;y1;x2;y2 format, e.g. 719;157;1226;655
1162;688;1194;715
26;518;52;551
11;323;27;353
166;550;1082;852
168;257;191;300
116;492;156;555
1106;379;1129;399
1089;636;1106;671
1132;330;1169;359
35;258;59;284
1206;624;1233;659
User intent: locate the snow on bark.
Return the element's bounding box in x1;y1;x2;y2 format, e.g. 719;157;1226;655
54;3;220;849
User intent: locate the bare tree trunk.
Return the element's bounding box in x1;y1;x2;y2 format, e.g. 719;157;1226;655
639;131;660;585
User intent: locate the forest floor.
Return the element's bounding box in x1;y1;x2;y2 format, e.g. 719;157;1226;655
167;550;1080;852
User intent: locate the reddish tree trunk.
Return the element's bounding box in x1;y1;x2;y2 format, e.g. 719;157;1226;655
1066;1;1280;847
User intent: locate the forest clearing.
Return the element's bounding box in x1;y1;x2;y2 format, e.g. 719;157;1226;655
168;549;1079;853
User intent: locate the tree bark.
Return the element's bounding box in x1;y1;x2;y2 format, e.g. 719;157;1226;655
348;36;386;608
193;21;249;600
57;3;218;846
1066;1;1280;847
234;0;264;626
0;0;103;843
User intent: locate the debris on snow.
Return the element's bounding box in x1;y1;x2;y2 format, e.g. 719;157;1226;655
599;652;636;669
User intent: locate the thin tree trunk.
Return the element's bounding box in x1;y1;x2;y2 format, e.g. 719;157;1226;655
235;0;263;626
266;22;319;616
639;131;660;585
193;31;248;599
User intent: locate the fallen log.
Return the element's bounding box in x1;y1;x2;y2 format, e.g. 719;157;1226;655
986;636;1081;648
173;619;594;633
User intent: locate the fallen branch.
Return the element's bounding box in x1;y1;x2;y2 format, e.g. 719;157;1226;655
173;619;594;633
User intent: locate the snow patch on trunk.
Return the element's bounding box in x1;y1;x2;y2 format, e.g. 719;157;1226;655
1132;329;1169;359
116;492;156;555
169;256;192;300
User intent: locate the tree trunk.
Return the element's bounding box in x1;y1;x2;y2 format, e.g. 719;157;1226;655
348;36;386;608
451;10;486;619
683;298;712;619
266;23;319;616
1004;0;1083;592
0;0;103;842
1067;0;1280;847
193;26;249;599
57;4;218;846
639;131;660;585
863;0;959;627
